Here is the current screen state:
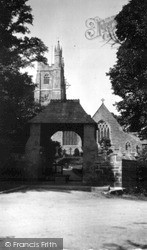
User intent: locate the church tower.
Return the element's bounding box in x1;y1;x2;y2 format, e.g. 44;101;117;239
34;41;66;105
34;42;82;155
54;41;62;66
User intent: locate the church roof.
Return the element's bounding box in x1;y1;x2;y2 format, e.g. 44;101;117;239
93;102;142;148
29;100;96;124
93;102;123;131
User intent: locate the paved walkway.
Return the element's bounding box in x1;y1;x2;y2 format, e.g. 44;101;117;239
0;186;147;250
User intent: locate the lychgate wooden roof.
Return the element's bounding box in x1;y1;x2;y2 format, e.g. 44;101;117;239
29;100;96;124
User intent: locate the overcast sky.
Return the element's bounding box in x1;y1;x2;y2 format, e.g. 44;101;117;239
28;0;129;116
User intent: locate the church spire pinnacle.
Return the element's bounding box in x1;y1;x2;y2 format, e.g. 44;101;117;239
54;40;61;52
57;40;60;51
54;41;62;66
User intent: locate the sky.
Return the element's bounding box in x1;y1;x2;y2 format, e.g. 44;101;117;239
28;0;129;116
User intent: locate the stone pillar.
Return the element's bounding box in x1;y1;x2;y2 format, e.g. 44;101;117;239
109;152;122;187
83;124;98;184
25;124;42;180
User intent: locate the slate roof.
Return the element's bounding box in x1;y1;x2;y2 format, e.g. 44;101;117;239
93;103;123;131
29;100;96;124
93;102;142;150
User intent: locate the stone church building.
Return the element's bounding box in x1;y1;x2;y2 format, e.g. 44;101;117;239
34;41;66;104
93;101;142;158
92;101;142;185
34;41;142;159
33;41;143;185
34;41;82;155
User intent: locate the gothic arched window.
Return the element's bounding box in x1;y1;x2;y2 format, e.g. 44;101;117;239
125;142;131;151
136;145;140;154
44;74;50;84
97;120;110;143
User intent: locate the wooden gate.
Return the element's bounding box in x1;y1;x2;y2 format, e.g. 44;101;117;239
122;159;147;190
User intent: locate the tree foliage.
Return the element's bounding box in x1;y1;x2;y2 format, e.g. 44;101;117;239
43;139;62;174
0;0;48;152
107;0;147;138
99;137;113;155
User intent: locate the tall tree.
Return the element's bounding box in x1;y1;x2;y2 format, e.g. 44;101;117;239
107;0;147;138
0;0;48;158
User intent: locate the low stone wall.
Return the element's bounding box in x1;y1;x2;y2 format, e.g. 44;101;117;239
86;150;123;187
94;161;115;186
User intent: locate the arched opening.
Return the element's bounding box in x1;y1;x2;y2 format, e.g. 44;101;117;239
25;99;98;184
40;125;83;182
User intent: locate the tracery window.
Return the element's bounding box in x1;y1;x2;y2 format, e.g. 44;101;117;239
97;120;110;143
63;131;78;145
44;74;50;84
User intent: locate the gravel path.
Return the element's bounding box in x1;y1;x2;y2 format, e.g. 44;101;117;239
0;187;147;250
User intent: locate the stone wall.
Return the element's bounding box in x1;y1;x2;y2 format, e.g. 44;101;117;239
25;124;42;180
83;124;98;184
